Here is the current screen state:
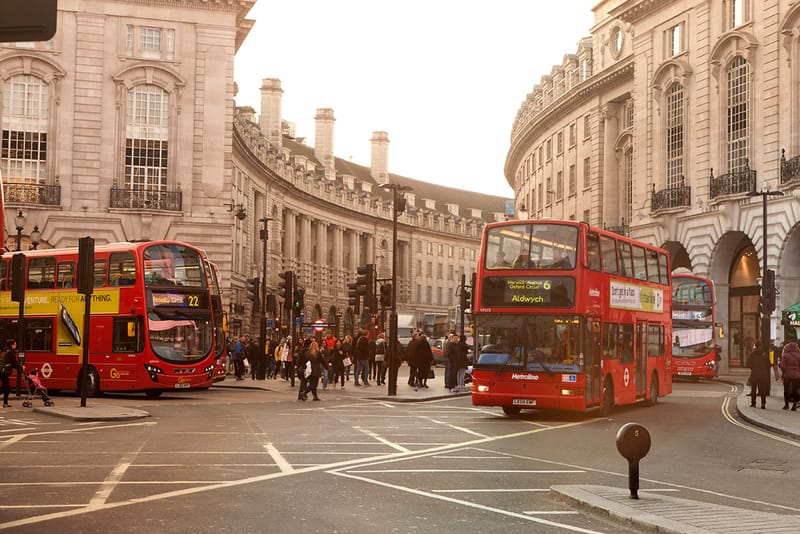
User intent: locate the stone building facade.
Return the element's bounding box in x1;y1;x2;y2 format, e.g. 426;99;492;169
505;0;800;369
0;1;509;341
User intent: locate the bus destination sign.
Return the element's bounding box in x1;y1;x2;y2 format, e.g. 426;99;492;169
149;291;209;309
481;276;575;308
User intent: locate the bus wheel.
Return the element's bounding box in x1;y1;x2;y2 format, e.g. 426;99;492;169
145;390;163;399
646;374;659;406
599;379;614;416
79;367;101;397
502;406;522;416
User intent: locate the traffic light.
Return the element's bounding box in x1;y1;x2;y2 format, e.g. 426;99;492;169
460;287;471;312
293;287;305;311
348;281;360;314
278;270;294;308
379;282;392;308
763;269;776;314
274;317;281;332
357;264;375;311
246;277;260;310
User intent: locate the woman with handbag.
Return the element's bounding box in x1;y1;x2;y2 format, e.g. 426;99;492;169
2;339;22;408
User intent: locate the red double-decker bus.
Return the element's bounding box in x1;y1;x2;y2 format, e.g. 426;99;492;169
672;273;716;379
0;241;219;397
471;219;672;415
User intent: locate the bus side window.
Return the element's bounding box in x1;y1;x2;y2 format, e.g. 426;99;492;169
599;235;618;274
658;252;670;285
619;323;634;364
632;246;647;280
27;257;56;289
94;259;107;287
0;259;7;290
602;323;618;359
618;242;633;278
57;261;75;288
586;234;601;271
110;252;137;286
646;250;660;283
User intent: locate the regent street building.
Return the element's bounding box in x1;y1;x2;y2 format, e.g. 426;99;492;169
0;0;509;340
505;0;800;370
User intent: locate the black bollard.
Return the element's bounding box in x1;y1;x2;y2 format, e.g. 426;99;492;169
615;422;651;499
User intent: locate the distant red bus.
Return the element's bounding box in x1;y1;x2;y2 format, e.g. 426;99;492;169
672;273;716;379
471;219;673;415
0;241;218;397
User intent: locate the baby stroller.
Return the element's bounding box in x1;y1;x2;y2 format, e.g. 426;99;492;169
23;369;54;408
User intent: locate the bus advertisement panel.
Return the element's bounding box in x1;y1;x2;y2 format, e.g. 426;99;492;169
672;273;716;379
471;220;672;416
0;241;218;397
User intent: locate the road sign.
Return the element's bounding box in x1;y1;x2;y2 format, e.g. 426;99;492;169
313;318;326;332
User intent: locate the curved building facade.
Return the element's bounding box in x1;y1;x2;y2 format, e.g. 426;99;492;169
506;0;800;369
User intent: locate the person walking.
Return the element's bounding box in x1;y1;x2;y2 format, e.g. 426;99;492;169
330;338;346;388
418;334;434;389
374;333;387;385
455;334;470;392
444;333;457;390
779;341;800;411
748;341;772;409
300;340;323;401
1;339;23;408
231;335;246;380
248;338;260;380
354;330;371;386
342;335;354;382
295;337;311;400
406;332;421;387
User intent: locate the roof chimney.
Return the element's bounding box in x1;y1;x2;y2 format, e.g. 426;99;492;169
370;131;390;181
314;108;335;180
259;78;283;147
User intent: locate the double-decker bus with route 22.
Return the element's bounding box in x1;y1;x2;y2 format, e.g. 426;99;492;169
671;272;716;379
471;219;672;416
0;240;219;397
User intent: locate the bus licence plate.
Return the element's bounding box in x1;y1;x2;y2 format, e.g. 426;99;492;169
512;399;536;406
174;382;190;389
677;371;692;376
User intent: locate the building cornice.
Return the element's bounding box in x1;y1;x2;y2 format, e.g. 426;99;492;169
608;0;677;25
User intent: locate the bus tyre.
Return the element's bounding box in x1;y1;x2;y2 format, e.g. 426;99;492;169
145;390;163;398
79;367;101;397
599;379;614;416
646;373;659;406
502;406;522;416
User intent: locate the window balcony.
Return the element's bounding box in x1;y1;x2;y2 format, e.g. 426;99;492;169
780;148;800;186
604;222;628;236
3;182;61;206
651;184;691;212
709;166;756;198
110;188;182;211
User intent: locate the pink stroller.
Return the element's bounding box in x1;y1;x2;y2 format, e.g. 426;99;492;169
23;369;54;407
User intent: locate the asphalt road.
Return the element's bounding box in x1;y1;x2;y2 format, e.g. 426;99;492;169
0;378;797;533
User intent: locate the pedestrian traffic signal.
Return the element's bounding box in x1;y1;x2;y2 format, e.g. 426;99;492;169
278;270;294;306
246;277;260;310
347;281;360;314
379;282;392;308
357;264;375;311
293;287;305;311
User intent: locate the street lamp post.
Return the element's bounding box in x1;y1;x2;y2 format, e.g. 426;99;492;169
747;188;784;362
258;217;272;379
380;182;410;396
14;210;25;251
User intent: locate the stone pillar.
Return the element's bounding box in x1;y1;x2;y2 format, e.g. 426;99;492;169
601;104;619;227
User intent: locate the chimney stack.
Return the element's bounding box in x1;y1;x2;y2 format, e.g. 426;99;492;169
370;131;390;181
259;78;283;147
315;108;335;180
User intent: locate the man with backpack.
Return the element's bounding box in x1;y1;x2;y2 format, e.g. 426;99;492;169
354;330;371;386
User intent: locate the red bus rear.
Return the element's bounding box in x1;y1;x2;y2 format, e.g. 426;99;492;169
0;241;218;397
471;220;672;415
672;273;716;379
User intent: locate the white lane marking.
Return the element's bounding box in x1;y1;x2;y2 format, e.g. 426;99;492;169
721;393;800;448
89;428;151;507
348;469;584;474
421;415;487;438
0;421;156;450
434;488;550;493
525;511;580;515
354;426;411;453
263;442;294;473
332;470;605;533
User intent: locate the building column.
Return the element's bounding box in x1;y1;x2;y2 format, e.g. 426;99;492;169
601;104;619;227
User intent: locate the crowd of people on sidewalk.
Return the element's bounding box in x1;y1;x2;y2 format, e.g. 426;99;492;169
747;338;800;411
224;328;472;399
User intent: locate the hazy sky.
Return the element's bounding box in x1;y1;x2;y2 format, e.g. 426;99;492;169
234;1;595;197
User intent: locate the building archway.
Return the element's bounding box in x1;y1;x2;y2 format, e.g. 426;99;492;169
661;240;691;271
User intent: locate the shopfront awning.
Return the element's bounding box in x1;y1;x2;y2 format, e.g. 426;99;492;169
781;301;800;327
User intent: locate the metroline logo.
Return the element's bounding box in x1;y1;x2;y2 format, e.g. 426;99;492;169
511;373;540;380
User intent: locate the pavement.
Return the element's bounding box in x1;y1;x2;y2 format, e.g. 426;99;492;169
10;366;800;533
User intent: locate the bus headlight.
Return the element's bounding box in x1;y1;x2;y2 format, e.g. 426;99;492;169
144;364;164;382
476;384;490;392
561;389;578;396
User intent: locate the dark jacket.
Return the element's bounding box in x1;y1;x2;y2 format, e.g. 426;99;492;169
779;343;800;381
356;335;370;361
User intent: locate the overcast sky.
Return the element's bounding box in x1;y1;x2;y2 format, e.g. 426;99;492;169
234;1;596;197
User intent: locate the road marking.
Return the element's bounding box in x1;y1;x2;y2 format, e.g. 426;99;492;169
349;469;584;474
524;511;580;515
421;415;487;438
435;488;549;493
354;426;411;453
263;442;294;473
721;391;800;448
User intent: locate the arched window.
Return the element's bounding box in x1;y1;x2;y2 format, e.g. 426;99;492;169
125;84;169;192
726;56;749;172
665;82;685;189
1;74;49;187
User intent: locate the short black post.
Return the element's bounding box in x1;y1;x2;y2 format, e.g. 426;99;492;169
615;423;651;499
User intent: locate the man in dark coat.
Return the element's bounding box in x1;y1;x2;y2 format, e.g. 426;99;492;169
418;334;434;389
748;341;772;408
406;332;421;387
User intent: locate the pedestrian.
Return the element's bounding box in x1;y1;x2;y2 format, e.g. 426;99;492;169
455;334;470;391
354;330;371;386
369;334;377;382
406;332;421;388
2;339;23;408
283;337;295;386
342;335;354;382
374;333;387;385
231;335;246;380
714;344;722;379
295;337;311;399
248;337;260;380
418;333;434;389
300;340;323;401
331;338;346;388
748;341;771;409
319;341;330;391
444;333;457;390
779;341;800;411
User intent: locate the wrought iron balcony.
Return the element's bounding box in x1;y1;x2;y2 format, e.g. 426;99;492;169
709;166;756;198
604;221;628;236
651;184;691;212
780;148;800;185
2;182;61;206
110;188;182;211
